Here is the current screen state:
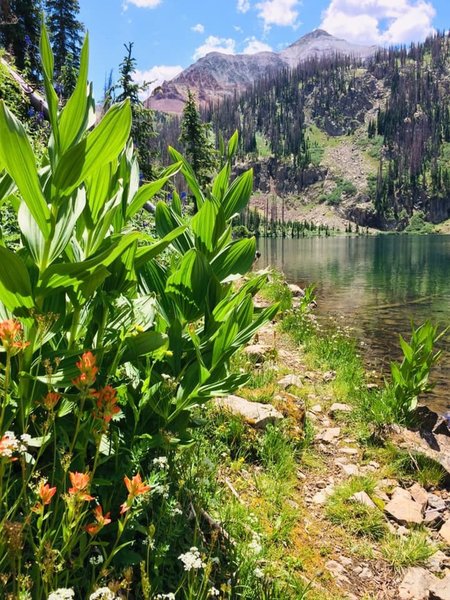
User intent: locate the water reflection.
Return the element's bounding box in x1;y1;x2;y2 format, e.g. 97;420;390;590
257;235;450;414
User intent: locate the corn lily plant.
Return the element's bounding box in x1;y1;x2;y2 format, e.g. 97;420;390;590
0;24;277;598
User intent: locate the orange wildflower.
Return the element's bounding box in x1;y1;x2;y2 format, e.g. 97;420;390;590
39;482;57;505
85;504;111;535
43;391;61;411
68;471;94;502
93;385;121;424
120;474;151;514
0;319;29;354
72;351;98;389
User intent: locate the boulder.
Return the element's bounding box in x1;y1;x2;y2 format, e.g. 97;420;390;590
398;567;438;600
427;494;447;512
316;427;341;444
323;370;336;383
350;491;377;509
385;494;423;525
329;402;352;415
439;519;450;545
213;395;283;429
244;344;272;363
288;284;305;297
430;571;450;600
277;374;303;389
409;483;429;509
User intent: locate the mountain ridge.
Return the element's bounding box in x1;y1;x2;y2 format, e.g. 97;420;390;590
145;29;377;114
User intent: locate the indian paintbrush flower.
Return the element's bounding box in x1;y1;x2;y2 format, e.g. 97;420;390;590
0;319;30;354
93;385;121;424
72;351;98;390
43;391;61;411
32;481;57;513
85;505;111;535
120;474;151;514
68;471;94;502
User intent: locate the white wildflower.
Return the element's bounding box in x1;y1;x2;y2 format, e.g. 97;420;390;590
178;546;205;571
248;534;262;555
89;554;104;565
169;505;182;517
155;594;176;600
254;567;264;579
209;587;220;597
89;588;118;600
152;456;169;470
47;589;75;600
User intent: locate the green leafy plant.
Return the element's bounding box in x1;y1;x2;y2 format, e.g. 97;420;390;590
0;24;277;598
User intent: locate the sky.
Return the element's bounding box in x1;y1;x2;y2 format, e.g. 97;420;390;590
78;0;450;99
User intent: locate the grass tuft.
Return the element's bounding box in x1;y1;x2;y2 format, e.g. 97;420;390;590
381;530;436;571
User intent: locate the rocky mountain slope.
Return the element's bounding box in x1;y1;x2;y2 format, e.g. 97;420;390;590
146;29;376;114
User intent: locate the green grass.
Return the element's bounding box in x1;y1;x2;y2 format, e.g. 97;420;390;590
259;269;293;312
326;477;387;540
381;531;436;571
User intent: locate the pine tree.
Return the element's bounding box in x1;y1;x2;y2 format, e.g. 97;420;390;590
179;89;217;201
0;0;42;79
45;0;83;97
115;42;156;181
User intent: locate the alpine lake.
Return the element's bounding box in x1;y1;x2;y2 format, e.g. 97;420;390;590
257;234;450;416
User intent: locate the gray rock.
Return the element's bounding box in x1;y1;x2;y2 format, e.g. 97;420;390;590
398;567;438;600
424;509;443;526
288;284;305;297
213;395;283;429
339;463;360;477
439;519;450;545
244;344;272;363
385;495;423;525
430;571;450;600
329;402;352;415
428;494;447;512
323;370;336;383
311;485;334;505
309;404;322;413
426;550;449;573
392;487;413;502
316;427;341;443
277;374;303;389
409;483;429;509
339;447;359;455
350;491;377;509
392;425;450;476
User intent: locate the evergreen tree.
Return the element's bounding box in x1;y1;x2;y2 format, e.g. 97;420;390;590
0;0;42;79
115;42;156;181
45;0;83;97
179;89;217;199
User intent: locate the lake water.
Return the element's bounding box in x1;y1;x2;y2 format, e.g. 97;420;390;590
257;235;450;416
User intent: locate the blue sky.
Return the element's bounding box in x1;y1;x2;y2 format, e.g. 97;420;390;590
78;0;450;99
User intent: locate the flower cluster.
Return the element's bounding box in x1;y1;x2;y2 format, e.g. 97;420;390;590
43;391;61;411
152;456;169;470
0;319;29;354
0;432;31;460
72;351;98;390
32;481;57;513
93;385;121;425
120;474;151;514
68;471;93;502
85;505;111;536
178;547;206;571
47;589;75;600
89;587;119;600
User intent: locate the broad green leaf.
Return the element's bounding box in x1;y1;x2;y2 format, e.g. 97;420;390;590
0;171;16;202
212;313;239;367
85;161;116;223
123;331;168;361
155;202;193;254
134;226;187;269
17;201;45;266
53;100;132;195
0;102;51;237
126;162;181;219
227;130;239;159
222;169;253;220
212;162;231;201
211;237;256;282
172;190;182;216
0;246;34;313
168;146;205;210
39;22;59;147
48;189;86;264
59;34;90;153
191;197;226;255
166;249;211;321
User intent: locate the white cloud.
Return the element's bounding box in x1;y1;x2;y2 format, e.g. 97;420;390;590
320;0;436;45
255;0;300;29
193;36;237;60
243;37;273;53
123;0;162;8
234;25;244;33
237;0;251;13
134;65;183;98
191;23;205;33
